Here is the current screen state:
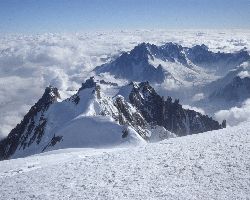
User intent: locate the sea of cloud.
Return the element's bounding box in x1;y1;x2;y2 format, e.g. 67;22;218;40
215;99;250;126
0;29;250;139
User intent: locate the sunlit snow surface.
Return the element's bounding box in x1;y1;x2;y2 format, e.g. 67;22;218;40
1;29;250;139
0;121;249;199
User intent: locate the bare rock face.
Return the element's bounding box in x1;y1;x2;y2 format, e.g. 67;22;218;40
126;82;223;136
0;86;60;160
79;76;96;90
114;95;149;139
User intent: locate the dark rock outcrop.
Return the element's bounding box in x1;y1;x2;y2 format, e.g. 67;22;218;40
79;76;96;90
114;95;149;139
127;82;223;136
0;86;60;160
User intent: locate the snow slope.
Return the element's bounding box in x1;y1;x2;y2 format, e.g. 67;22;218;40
7;82;146;159
0;121;249;200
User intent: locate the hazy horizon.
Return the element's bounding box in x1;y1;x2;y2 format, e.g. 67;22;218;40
0;0;250;33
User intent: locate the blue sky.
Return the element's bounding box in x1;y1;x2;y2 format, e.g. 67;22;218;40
0;0;250;33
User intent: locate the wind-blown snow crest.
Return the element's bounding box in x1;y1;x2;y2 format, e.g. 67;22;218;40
9;83;147;159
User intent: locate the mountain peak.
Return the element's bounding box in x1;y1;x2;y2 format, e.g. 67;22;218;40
138;81;155;93
0;78;225;160
135;42;152;49
162;42;182;49
129;42;153;60
79;76;96;91
38;86;60;109
129;81;155;95
43;86;60;100
191;44;209;51
129;81;139;88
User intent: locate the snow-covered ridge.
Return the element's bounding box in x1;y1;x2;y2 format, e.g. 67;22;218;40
0;77;224;160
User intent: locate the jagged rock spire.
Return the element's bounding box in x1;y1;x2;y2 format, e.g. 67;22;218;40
79;76;96;90
42;86;60;102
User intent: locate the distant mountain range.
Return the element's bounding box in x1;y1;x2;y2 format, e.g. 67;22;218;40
95;42;249;86
95;42;250;113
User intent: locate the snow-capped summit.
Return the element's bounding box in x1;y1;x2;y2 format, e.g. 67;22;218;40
41;86;61;104
79;76;96;90
0;77;224;160
95;43;165;83
159;42;187;65
129;42;153;60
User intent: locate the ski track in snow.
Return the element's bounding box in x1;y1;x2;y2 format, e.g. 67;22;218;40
0;121;249;200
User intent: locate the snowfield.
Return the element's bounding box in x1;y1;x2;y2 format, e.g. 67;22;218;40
0;121;249;199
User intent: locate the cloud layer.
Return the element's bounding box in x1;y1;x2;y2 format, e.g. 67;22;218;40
0;30;250;139
215;99;250;126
